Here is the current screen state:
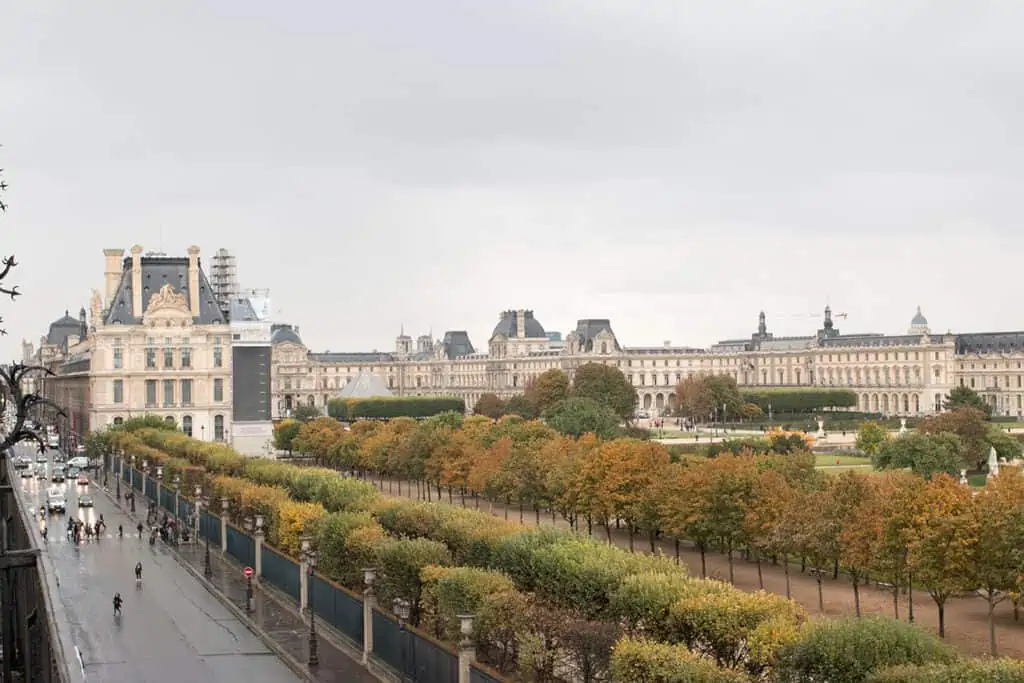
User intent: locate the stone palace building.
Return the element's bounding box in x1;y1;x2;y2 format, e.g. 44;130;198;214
271;306;1024;420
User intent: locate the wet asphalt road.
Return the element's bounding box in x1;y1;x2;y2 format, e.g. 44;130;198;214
14;444;302;683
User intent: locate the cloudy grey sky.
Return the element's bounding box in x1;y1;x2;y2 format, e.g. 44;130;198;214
2;1;1022;357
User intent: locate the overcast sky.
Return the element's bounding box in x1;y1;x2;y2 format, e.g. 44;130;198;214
2;1;1023;358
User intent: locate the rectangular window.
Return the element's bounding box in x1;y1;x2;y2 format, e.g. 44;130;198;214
180;379;193;406
112;379;123;404
213;346;223;368
145;380;157;407
214;415;224;441
181;347;192;368
145;347;156;369
163;380;174;407
213;378;224;402
113;347;123;370
163;345;174;369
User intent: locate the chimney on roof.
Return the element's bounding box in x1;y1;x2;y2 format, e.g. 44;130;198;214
130;245;143;317
188;245;201;317
103;248;124;308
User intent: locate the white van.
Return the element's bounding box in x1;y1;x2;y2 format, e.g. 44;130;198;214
67;456;90;470
46;488;66;514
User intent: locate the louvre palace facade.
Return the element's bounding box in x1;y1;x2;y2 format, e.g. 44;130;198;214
272;307;1024;420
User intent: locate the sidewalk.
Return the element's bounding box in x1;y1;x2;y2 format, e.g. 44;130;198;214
175;543;378;683
105;483;379;683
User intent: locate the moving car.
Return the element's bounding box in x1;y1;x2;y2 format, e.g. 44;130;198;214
77;494;93;508
67;456;89;470
51;468;66;483
67;467;79;479
20;467;33;479
35;465;47;480
36;452;48;463
47;433;59;449
76;473;89;486
13;455;31;469
46;488;66;513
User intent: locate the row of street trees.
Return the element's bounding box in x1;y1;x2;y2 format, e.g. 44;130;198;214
284;412;1024;654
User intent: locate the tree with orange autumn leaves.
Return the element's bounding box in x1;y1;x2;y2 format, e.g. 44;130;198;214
290;412;1024;649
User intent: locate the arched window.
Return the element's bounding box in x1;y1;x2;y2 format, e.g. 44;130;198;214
307;395;315;406
182;415;193;437
601;342;608;354
113;416;124;426
214;415;224;441
164;415;175;426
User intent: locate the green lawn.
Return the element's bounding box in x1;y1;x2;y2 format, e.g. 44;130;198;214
815;453;871;467
821;464;877;476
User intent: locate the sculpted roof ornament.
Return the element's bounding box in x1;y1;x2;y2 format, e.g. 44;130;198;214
146;283;190;314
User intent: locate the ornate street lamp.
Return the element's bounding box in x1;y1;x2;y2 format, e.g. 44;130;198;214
393;597;412;681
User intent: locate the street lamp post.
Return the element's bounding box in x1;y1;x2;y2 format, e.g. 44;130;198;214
202;491;212;578
302;537;319;667
115;450;122;500
244;517;255;612
194;485;202;547
394;597;411;681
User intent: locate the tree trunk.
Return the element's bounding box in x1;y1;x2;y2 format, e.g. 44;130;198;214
755;550;763;589
852;576;861;617
817;574;824;613
649;529;656;554
460;488;465;507
674;538;680;565
388;478;393;493
988;590;998;657
833;557;839;580
436;482;442;499
938;602;945;639
503;498;509;520
699;543;707;579
534;507;540;525
605;522;612;545
784;555;791;599
587;515;592;537
448;486;453;504
801;556;806;573
892;584;900;621
426;481;432;502
518;502;524;524
727;541;735;584
627;525;635;552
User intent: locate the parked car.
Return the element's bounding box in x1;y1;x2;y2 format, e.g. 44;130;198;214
77;494;93;508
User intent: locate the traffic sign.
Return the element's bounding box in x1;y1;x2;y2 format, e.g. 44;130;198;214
244;566;253;577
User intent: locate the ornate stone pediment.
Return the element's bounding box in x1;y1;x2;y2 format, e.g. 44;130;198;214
143;284;193;327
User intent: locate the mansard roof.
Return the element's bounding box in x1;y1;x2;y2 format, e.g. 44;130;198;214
105;256;225;325
955;332;1024;354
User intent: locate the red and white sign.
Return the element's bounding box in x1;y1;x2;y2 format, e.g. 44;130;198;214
244;567;254;577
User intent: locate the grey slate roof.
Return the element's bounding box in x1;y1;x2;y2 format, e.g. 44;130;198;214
441;331;474;359
230;297;260;322
572;319;620;351
337;371;393;398
310;351;395;364
955;332;1024;354
492;310;546;339
271;324;304;346
104;256;226;325
47;310;84;346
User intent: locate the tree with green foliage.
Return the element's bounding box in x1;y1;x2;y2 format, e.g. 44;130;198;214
473;393;505;419
571;363;637;422
524;369;570;415
741;388;858;413
544;397;621;440
503;394;539;420
983;424;1023;465
918;407;990;470
674;375;715;420
273;419;301;454
292;403;321;421
856;421;890;456
704;375;744;418
942;385;992;417
873;433;965;479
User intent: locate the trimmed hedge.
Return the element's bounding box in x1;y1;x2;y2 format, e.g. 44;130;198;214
867;659;1024;682
611;637;750;682
328;396;466;420
774;617;959;683
741;389;858;413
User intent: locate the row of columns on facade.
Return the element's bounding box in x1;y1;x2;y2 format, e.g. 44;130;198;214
113;455;478;682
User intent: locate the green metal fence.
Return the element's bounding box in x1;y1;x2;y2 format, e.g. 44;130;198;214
261;544;301;601
226;524;255;567
312;574;363;646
